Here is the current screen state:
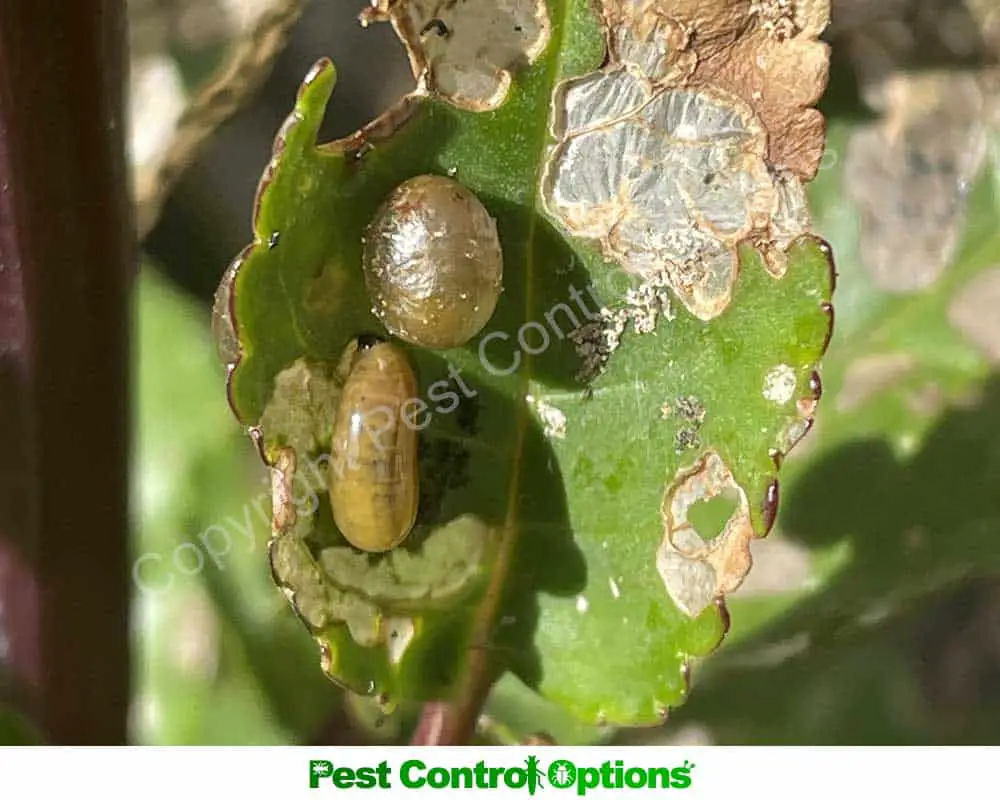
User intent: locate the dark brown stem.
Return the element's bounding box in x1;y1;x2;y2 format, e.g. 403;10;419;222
0;0;133;742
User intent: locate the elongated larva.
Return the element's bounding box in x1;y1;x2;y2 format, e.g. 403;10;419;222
363;174;503;349
329;340;419;553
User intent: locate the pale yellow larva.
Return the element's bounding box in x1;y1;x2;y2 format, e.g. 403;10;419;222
329;339;419;552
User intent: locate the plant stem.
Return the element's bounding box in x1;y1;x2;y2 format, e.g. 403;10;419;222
0;0;133;743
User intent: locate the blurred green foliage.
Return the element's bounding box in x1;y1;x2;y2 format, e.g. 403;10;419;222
133;267;339;743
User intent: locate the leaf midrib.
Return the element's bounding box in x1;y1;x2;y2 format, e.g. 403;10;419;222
444;0;580;740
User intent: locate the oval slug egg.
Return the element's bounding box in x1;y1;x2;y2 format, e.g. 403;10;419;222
363;174;503;349
329;339;419;553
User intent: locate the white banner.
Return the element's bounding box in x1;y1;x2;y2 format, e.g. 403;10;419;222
0;746;993;798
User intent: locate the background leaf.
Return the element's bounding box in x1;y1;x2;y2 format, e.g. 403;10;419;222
133;265;338;743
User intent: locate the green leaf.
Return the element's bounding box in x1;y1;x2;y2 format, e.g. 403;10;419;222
477;674;610;746
217;0;833;728
677;74;1000;745
717;126;1000;645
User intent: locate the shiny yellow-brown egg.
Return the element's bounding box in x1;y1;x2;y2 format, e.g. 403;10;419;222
363;174;503;349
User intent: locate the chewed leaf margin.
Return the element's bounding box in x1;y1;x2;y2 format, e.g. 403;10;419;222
217;60;428;429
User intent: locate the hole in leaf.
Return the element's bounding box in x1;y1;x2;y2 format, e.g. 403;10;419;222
686;487;740;542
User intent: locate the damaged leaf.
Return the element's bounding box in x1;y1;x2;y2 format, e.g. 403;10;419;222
592;0;831;179
656;451;753;617
698;25;1000;741
216;0;833;728
541;0;828;321
688;0;831;179
361;0;552;110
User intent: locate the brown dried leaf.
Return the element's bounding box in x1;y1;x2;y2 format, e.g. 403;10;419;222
949;267;1000;365
687;1;831;179
598;1;830;179
844;71;988;292
541;0;828;320
130;0;307;238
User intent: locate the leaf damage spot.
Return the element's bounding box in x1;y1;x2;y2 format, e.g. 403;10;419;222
268;439;495;658
272;531;387;646
762;363;796;405
211;249;247;369
598;0;831;178
542;74;776;320
774;415;813;462
527;394;567;439
761;170;812;277
271;509;496;649
542;0;826;320
319;515;495;611
682;0;831;179
656;451;753;617
361;0;551;111
568;272;675;382
258;358;343;457
270;446;300;535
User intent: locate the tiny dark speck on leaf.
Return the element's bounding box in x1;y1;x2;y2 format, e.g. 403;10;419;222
674;428;701;454
268;232;281;249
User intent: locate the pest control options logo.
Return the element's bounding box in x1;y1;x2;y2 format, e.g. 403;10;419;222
308;756;695;794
